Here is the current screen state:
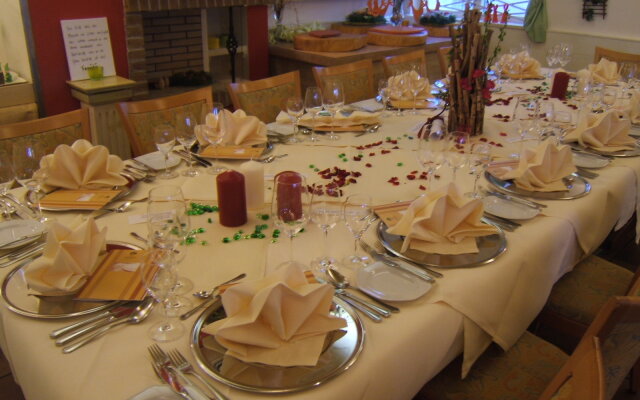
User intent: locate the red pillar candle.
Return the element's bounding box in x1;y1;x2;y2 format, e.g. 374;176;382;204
550;72;570;100
216;170;247;227
274;171;303;222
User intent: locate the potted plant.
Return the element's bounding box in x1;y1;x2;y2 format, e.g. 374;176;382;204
419;10;457;37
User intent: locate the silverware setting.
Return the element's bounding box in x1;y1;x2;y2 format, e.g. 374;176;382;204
0;242;45;268
174;149;212;168
1;193;38;219
257;153;289;163
93;197;149;220
482;213;520;232
180;273;247;320
355;123;382;137
325;268;398;318
49;301;126;339
360;240;439;281
484;189;547;210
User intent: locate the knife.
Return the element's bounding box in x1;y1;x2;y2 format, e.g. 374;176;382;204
359;240;436;282
55;305;136;345
50;301;125;338
180;149;212;167
485;189;547;209
152;364;194;400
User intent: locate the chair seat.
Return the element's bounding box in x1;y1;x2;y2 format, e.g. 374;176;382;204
416;331;568;400
546;256;633;326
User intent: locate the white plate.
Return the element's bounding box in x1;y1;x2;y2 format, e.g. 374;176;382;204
356;261;432;301
134;152;181;171
0;220;45;249
482;196;540;220
572;152;611;169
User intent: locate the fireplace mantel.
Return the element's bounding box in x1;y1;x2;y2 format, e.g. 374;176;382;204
124;0;276;12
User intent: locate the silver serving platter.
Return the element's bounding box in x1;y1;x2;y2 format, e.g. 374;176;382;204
190;297;364;394
569;142;640;158
485;171;591;200
377;221;506;269
0;241;141;319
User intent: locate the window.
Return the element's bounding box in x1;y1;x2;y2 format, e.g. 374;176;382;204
436;1;529;26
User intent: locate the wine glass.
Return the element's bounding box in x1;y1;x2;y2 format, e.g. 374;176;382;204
322;80;344;141
200;102;227;174
13;142;47;222
304;87;323;143
153;124;178;179
556;43;572;69
175;112;198;177
270;172;311;270
446;130;470;183
539;100;555;143
140;246;184;342
342;193;374;268
378;79;391;118
409;71;428;115
416;122;447;191
545;46;558;79
466;143;491;198
285;96;305;143
309;184;343;278
389;72;406;116
619;62;638;98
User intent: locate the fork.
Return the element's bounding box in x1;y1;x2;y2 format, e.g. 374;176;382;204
169;349;228;400
148;345;216;400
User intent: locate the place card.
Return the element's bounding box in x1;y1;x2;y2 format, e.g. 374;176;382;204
200;145;264;160
40;189;122;210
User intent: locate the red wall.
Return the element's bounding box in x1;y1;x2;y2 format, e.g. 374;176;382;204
27;0;128;116
247;6;269;80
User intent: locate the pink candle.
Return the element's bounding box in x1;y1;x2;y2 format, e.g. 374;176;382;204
275;171;303;222
216;170;247;227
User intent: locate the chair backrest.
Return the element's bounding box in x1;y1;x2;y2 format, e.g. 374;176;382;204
593;47;640;70
227;71;301;123
437;46;453;78
117;86;213;157
382;49;427;78
312;59;375;105
0;108;91;158
541;296;640;400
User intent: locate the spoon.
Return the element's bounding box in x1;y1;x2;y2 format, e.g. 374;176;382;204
130;231;147;244
62;297;155;353
181;273;247;320
328;267;399;313
192;273;247;299
258;154;289;163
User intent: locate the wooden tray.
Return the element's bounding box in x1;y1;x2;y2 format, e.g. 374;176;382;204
294;33;367;52
367;30;428;47
330;22;385;35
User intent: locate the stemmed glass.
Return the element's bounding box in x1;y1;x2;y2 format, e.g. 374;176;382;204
322;80;344;141
342;194;374;268
271;172;311;270
416;123;448;191
153;124;178;179
466;143;491;198
285;96;305;143
309;184;343;278
200;102;227;174
619;62;638;98
545;46;558;79
409;71;427;115
304;87;323;143
140;246;184;342
378;79;391;118
389;72;406;116
556;43;572;69
175;112;198;177
13;142;47;222
446;130;470;183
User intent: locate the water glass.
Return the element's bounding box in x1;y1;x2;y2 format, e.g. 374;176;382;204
447;130;470;183
322;80;344;141
309;184;343;278
13;142;47;222
175;112;198;177
285;96;305;143
304;87;323;142
416;123;447;190
466;143;491;198
378;79;391;118
342;194;374;268
153;124;178;179
200;102;227;174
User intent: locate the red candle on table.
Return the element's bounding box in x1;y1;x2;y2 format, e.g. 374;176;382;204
275;171;303;222
216;170;247;227
551;72;570;100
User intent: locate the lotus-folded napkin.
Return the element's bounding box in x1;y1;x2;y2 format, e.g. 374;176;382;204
385;183;498;255
202;265;346;367
588;58;620;85
387;70;430;100
197;109;267;147
492;141;576;192
24;217;107;296
277;110;380;130
564;110;635;152
498;51;542;79
40;139;127;190
629;90;640;125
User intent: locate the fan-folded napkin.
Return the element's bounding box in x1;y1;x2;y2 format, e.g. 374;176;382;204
39;139;127;190
24;217;107;296
387;70;430;100
498;51;542;79
276;110;380;128
564;110;635;152
492;141;576;192
197;109;267;147
202;265;346;367
386;183;498;255
588;58;620;85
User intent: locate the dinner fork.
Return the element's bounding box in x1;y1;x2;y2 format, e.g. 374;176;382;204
148;345;216;400
169;349;228;400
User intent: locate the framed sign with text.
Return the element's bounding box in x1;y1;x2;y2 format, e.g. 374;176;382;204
61;17;116;81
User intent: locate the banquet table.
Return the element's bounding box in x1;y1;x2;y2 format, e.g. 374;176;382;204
1;76;639;400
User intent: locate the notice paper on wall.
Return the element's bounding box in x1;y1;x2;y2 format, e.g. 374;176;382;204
60;17;116;81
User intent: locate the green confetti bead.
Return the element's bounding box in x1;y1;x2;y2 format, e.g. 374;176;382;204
300;228;305;233
261;214;269;220
257;233;266;239
397;162;403;166
314;168;319;172
207;218;212;223
197;227;205;233
244;235;251;239
200;241;208;245
251;233;258;238
309;164;315;168
271;239;278;243
273;229;280;234
222;237;231;243
233;233;241;240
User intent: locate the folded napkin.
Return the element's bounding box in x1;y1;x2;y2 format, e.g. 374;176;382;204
39;139;127;190
24;217;107;296
588;58;620;85
564;110;635;152
386;183;498;255
197;109;267;147
630;90;640;124
498;51;542;79
492;141;576;192
202;265;347;367
276;110;380;129
387;70;430;100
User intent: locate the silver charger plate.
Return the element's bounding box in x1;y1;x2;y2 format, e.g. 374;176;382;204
485;171;591;200
0;241;140;319
190;297;365;394
377;221;506;269
569;142;640;158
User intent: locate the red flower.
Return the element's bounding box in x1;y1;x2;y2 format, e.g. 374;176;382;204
461;77;472;91
472;69;485;79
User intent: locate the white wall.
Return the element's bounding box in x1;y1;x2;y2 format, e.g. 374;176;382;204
0;0;31;81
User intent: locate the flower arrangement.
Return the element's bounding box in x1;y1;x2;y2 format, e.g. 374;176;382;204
419;11;456;27
345;8;387;25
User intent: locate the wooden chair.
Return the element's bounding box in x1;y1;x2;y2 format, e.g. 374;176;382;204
117;86;213;157
593;46;640;70
227;71;301;123
382;49;427;78
415;295;640;400
312;59;375;105
0;108;91;158
437;46;453;78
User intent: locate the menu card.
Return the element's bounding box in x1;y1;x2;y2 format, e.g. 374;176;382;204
40;189;122;210
199;146;264;160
